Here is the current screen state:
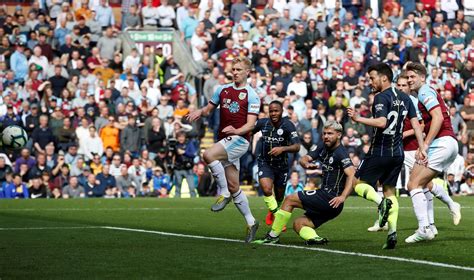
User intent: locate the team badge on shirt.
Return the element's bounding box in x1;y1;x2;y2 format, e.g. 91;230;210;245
229;101;240;113
238;92;247;100
277;129;283;135
329;157;334;164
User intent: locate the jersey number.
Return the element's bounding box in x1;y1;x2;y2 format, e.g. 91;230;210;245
383;111;408;135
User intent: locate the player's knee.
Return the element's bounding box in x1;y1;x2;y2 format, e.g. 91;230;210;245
203;150;214;164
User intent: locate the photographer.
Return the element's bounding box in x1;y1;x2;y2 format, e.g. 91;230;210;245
172;131;197;198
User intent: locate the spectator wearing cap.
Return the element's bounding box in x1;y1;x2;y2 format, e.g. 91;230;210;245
9;42;28;82
0;103;22;127
151;165;172;197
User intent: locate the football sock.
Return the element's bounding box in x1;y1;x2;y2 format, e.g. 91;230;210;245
209;160;230;198
424;187;435;225
299;226;319;241
263;195;278;213
355;183;382;205
232;190;256;226
386;195;399;235
269;209;292;237
431;182;455;209
410;188;429;229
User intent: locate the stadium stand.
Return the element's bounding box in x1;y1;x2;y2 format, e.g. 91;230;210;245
0;0;473;199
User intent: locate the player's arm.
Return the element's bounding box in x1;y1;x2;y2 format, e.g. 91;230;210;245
424;107;443;147
186;95;218;121
347;94;388;129
300;146;321;169
269;122;301;156
329;165;356;208
418;87;443;147
224;113;258;136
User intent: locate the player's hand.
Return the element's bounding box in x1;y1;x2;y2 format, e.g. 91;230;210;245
415;147;428;166
346;107;359;122
222;125;237;135
329;196;345;208
186;109;202;122
268;147;285;157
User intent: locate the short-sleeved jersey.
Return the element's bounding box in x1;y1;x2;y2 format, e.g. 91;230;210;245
254;117;300;168
368;87;417;157
308;144;353;196
417;85;456;140
403;94;422;151
210;83;261;141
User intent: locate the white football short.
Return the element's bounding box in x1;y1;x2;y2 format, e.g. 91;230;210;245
427;136;458;173
404;150;417;171
218;135;249;171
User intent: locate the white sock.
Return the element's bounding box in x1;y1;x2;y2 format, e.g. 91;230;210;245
410;188;429;229
424;188;434;225
431;182;455;209
209;160;230;198
232;189;256;226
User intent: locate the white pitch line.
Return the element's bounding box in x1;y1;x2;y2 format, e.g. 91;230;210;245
0;226;101;230
1;206;471;211
103;226;474;273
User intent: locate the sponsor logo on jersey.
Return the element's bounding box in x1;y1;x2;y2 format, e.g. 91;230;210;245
310;145;317;151
263;136;285;142
375;104;384;112
342;158;352;166
250;103;260;111
291;131;298;138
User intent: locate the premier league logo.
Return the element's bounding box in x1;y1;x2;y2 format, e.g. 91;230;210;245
229;101;240;113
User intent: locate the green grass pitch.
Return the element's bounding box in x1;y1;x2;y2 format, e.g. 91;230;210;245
0;197;473;279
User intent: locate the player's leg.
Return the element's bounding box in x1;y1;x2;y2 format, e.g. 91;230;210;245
354;158;383;206
405;164;438;243
253;193;303;244
293;216;328;245
377;157;403;249
258;163;278;225
203;142;230;200
427;179;461;225
225;163;259;242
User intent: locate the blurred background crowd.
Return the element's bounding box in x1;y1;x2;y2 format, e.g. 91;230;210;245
0;0;474;199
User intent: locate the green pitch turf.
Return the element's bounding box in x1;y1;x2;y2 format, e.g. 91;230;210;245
0;197;473;279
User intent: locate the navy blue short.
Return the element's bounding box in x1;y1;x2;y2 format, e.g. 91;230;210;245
355;156;404;188
298;190;343;229
258;161;289;190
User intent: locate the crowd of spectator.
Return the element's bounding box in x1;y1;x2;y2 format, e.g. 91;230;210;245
1;0;474;199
